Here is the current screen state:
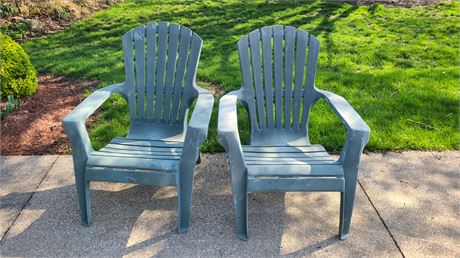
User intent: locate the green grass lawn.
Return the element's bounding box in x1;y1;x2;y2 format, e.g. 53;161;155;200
21;0;459;152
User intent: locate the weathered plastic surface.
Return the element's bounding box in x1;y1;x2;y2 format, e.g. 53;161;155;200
218;25;370;240
63;22;214;234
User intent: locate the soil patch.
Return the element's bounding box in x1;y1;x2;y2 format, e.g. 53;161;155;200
0;75;100;155
1;0;123;40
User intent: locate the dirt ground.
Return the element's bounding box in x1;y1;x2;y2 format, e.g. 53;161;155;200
0;0;123;40
0;75;99;155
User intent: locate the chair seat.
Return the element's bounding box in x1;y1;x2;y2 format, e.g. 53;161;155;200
242;144;343;178
86;137;183;172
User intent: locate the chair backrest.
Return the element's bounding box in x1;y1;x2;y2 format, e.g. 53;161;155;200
238;25;320;136
122;22;202;125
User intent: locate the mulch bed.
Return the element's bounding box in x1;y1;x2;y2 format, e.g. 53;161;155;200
0;75;100;155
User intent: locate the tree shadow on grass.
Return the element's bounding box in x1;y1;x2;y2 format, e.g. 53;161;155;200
20;1;458;152
23;1;356;88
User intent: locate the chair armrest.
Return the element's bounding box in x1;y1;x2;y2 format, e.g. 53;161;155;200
179;86;214;167
62;83;125;158
316;89;370;143
63;83;126;123
316;89;370;171
185;86;214;144
218;90;246;173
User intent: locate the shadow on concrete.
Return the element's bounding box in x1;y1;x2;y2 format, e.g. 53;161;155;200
0;154;366;257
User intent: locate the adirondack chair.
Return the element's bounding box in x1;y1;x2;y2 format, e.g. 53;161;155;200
63;22;214;233
218;25;370;240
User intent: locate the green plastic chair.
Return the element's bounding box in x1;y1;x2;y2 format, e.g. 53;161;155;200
218;25;370;240
63;22;214;234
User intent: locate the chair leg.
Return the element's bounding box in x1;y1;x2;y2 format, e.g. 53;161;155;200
75;170;92;227
196;152;201;164
177;168;194;234
339;182;358;240
231;173;248;240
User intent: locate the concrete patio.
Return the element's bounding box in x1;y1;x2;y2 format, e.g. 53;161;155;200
1;152;459;257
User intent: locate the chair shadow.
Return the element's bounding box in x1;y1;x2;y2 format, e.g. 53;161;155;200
0;184;170;256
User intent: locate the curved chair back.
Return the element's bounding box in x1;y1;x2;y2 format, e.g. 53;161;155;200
237;25;320;143
122;22;202;125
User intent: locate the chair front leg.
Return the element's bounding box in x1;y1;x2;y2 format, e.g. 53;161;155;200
64;121;93;227
339;176;358;240
218;91;249;240
338;134;367;240
177;133;202;234
70;147;92;227
177;165;194;234
74;166;92;227
230;164;249;241
219;136;248;240
177;90;212;233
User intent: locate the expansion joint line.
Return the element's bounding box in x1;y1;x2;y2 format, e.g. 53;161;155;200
0;155;60;243
358;179;406;258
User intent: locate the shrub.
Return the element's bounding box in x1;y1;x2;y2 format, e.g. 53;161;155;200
0;33;38;97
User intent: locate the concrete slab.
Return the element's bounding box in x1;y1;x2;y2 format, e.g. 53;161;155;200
0;154;399;257
0;155;58;240
360;151;460;257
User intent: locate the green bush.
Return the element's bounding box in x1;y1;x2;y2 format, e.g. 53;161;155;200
0;33;38;97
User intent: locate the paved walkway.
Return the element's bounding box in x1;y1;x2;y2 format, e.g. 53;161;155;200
1;152;459;257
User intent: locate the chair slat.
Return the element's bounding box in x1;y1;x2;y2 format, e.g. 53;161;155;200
305;35;319;90
163;23;180;122
99;147;182;157
87;155;179;171
134;25;146;120
122;30;137;121
245;156;333;163
283;26;295;129
247;164;343;177
292;30;308;129
86;168;176;186
155;22;169;121
243;151;329;158
184;34;202;87
103;143;182;153
101;143;182;153
111;137;183;147
301;35;320;128
171;27;192;122
242;144;326;153
91;151;181;160
145;23;157;122
273;25;283;129
238;37;258;131
249;30;265;129
261;26;274;128
248;177;344;192
178;33;202;121
245;159;334;166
